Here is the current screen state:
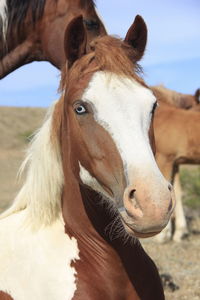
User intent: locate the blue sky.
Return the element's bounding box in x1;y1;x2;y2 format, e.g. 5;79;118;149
0;0;200;106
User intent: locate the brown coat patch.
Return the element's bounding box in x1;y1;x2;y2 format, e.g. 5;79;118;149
0;292;14;300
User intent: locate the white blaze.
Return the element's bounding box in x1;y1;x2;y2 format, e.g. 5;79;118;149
80;71;165;192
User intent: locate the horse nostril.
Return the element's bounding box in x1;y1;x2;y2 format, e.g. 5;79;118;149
129;189;136;200
168;184;172;191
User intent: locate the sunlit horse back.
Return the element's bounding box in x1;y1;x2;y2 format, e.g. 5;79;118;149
0;0;106;78
152;85;200;109
0;16;174;300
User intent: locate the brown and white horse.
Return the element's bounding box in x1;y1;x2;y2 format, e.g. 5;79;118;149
0;0;106;78
154;102;200;242
0;16;174;300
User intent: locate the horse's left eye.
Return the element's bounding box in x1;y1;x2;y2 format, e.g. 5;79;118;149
75;105;87;115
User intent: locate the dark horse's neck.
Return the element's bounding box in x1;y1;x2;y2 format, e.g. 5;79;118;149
0;18;43;79
62;184;165;300
0;0;47;78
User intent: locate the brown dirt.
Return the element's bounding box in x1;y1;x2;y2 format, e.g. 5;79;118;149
141;219;200;300
0;106;200;299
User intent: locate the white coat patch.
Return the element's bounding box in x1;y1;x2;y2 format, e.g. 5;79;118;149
0;210;79;300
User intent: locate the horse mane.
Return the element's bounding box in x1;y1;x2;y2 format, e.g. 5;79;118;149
0;0;48;42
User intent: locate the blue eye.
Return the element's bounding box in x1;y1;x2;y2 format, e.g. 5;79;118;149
75;105;87;115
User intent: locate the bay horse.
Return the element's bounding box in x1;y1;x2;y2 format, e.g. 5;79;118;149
0;0;106;79
0;16;174;300
154;102;200;242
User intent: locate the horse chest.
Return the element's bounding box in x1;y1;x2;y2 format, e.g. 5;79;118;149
0;213;79;300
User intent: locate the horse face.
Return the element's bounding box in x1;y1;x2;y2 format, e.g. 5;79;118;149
63;15;175;238
68;71;174;238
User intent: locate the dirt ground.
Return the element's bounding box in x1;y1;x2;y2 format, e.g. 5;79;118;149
0;106;200;299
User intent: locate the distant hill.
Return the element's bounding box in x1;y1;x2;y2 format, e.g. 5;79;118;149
0;106;46;212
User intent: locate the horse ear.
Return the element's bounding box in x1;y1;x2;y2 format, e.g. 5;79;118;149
194;88;200;103
124;15;147;61
64;15;87;68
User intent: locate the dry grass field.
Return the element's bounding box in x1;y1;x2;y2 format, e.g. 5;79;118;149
0;106;200;299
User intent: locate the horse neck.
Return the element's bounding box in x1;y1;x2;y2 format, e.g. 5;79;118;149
62;182;164;300
0;20;41;79
0;0;51;78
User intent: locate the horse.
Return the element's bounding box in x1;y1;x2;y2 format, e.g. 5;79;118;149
154;102;200;242
152;85;200;109
0;0;106;79
0;15;174;300
151;86;200;242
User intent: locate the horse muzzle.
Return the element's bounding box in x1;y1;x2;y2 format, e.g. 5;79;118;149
119;183;175;238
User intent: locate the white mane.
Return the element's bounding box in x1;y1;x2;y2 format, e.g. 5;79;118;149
0;102;64;228
0;0;8;39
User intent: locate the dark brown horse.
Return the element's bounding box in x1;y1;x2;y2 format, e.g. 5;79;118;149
0;0;106;78
0;16;174;299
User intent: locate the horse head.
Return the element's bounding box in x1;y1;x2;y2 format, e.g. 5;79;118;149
57;15;175;238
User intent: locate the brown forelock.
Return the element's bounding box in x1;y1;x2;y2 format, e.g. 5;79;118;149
59;35;147;93
0;292;14;300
